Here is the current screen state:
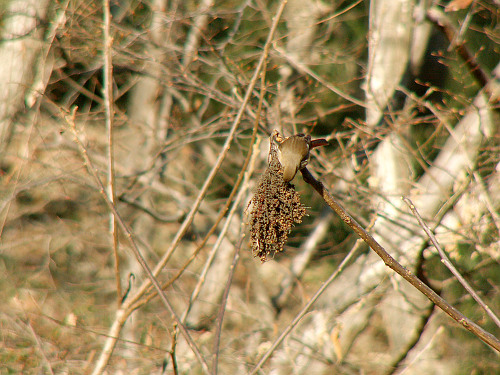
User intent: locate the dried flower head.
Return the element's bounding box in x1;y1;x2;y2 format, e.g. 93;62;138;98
248;140;306;262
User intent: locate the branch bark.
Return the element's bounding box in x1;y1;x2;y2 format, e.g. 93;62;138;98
300;167;500;352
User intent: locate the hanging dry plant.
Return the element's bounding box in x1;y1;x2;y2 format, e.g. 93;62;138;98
248;136;307;262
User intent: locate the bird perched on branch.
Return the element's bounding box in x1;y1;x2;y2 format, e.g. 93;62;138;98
276;132;328;182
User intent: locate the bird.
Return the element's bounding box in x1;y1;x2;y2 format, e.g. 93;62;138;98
277;133;328;182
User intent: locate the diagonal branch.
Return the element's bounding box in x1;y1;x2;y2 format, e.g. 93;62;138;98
300;167;500;352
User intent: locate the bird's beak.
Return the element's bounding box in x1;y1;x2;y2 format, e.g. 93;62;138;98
310;139;328;149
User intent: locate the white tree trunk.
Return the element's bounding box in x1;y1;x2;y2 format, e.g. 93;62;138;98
0;0;50;153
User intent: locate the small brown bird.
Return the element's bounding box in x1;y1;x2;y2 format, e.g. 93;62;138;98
277;134;328;182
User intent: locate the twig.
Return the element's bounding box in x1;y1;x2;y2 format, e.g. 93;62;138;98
274;46;367;108
102;0;121;306
300;167;500;351
169;325;178;375
182;0;215;67
212;237;242;375
404;197;500;329
25;0;70;108
118;196;183;223
273;211;332;310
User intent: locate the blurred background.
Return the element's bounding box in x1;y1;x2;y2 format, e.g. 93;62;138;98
0;0;498;373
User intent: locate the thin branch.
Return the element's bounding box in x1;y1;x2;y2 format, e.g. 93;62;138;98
25;0;70;108
404;197;500;329
250;236;363;374
212;237;242;375
118;196;183;223
274;46;367;108
169;325;179;375
102;0;121;306
300;167;500;351
182;0;215;67
181;53;268;323
272;210;333;310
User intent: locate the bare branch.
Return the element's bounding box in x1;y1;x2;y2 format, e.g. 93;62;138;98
102;0;121;307
404;197;500;329
299;168;499;351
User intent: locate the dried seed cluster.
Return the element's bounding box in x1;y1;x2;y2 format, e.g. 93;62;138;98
249;143;306;262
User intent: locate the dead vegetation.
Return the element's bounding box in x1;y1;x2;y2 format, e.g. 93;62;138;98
0;0;499;374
